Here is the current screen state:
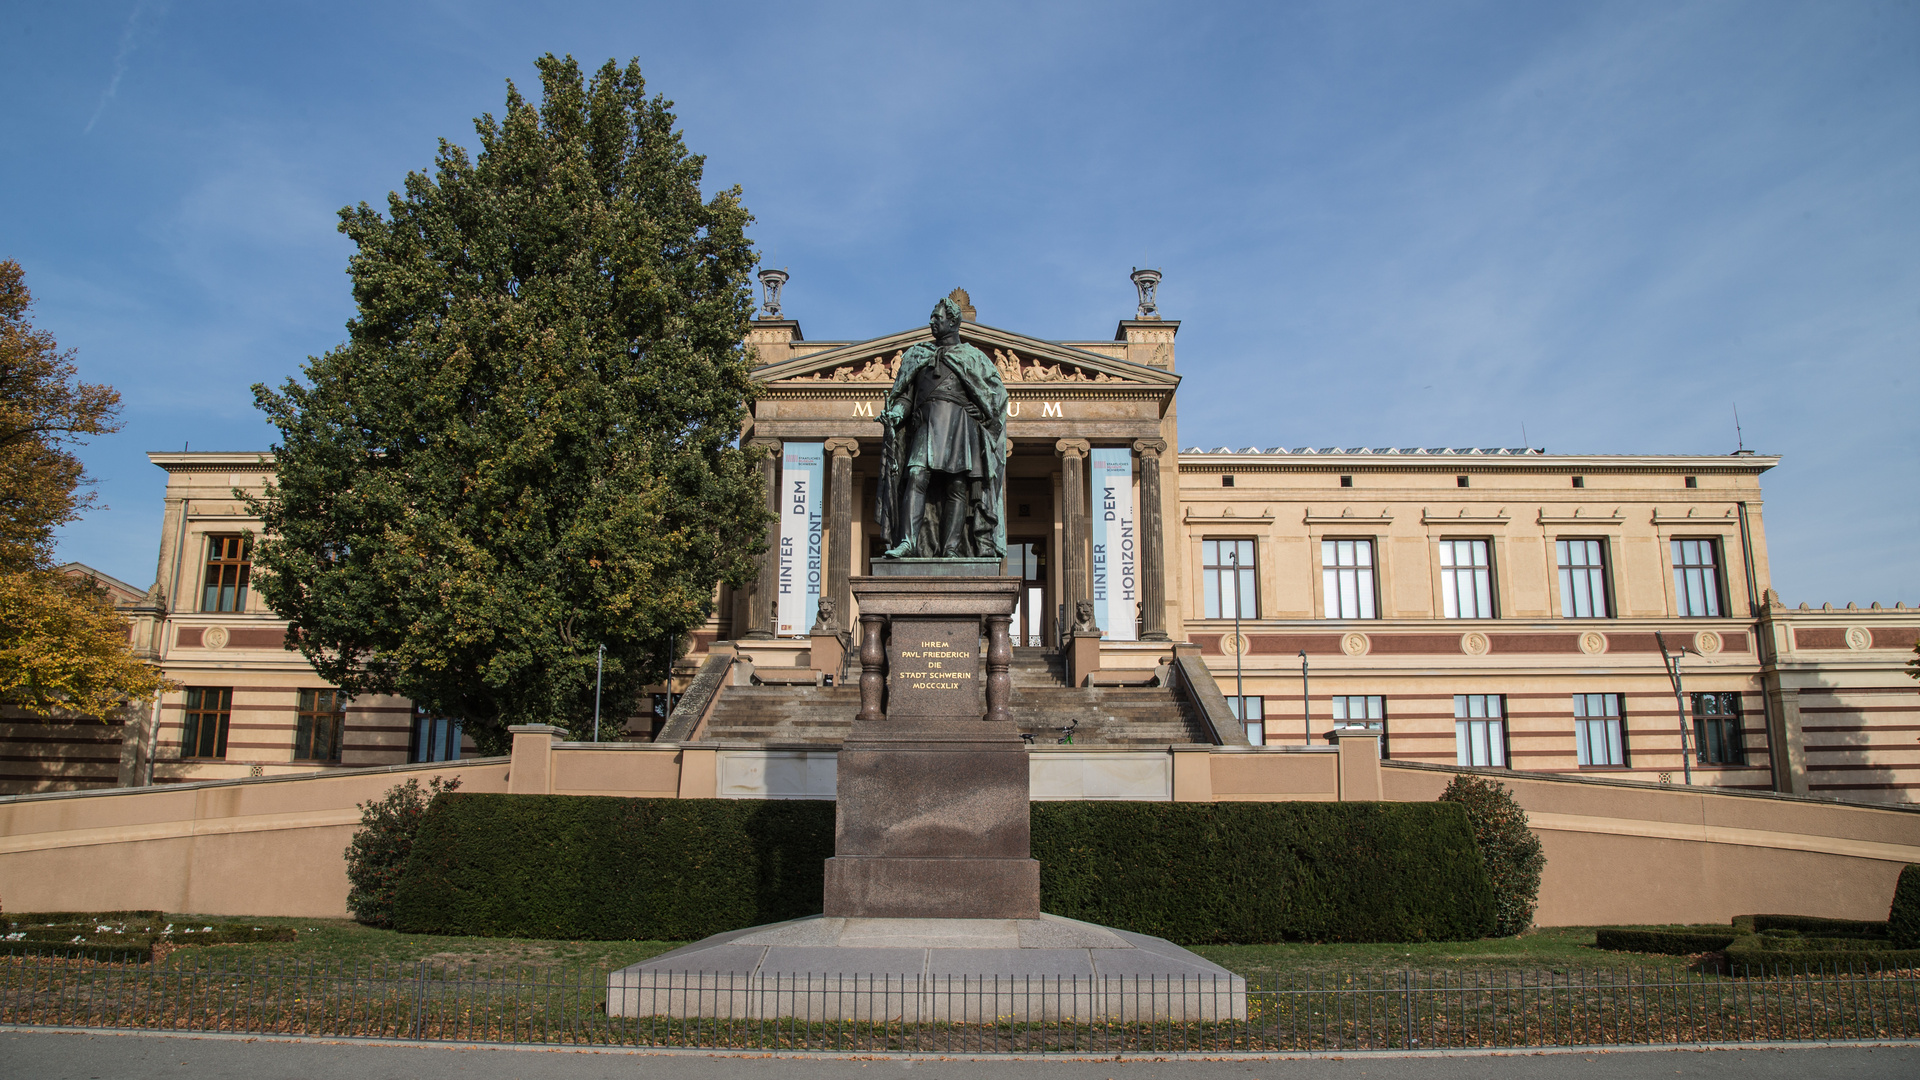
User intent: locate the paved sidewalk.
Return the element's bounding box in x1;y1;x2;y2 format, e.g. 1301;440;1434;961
2;1030;1917;1080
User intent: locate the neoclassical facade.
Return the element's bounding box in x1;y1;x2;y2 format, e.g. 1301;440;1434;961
10;280;1914;805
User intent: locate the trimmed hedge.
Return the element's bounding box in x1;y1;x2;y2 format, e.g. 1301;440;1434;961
391;794;837;940
1031;801;1495;945
1890;864;1920;949
5;910;165;924
0;941;158;963
1595;928;1741;955
1750;914;1889;939
394;796;1497;945
1725;933;1920;974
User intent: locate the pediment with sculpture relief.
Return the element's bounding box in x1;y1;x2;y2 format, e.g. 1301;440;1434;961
752;321;1177;390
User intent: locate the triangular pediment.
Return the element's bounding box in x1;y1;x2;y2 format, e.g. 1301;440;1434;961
754;321;1177;388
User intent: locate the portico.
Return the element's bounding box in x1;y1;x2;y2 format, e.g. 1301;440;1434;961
727;288;1182;652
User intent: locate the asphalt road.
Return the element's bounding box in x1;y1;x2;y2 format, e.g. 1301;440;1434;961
3;1031;1916;1080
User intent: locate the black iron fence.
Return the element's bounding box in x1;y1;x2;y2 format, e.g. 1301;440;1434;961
3;955;1916;1054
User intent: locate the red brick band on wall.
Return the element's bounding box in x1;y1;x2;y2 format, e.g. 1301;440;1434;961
1795;628;1850;649
1248;634;1344;655
1364;634;1466;655
1487;634;1582;654
1873;626;1920;649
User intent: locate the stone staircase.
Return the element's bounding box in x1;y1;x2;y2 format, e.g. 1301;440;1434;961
697;647;1212;746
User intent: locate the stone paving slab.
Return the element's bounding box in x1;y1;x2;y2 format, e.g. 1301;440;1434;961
607;914;1245;1022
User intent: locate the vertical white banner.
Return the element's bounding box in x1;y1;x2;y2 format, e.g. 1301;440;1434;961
1089;447;1137;641
776;442;824;637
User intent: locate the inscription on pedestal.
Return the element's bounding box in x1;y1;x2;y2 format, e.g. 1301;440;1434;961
886;618;982;718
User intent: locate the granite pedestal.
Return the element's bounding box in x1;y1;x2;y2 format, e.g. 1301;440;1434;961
823;575;1035;919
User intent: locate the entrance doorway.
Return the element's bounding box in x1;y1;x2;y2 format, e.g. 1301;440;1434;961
1006;539;1048;647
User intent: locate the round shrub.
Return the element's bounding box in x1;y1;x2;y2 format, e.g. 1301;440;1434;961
1890;864;1920;948
1439;773;1546;937
345;775;460;927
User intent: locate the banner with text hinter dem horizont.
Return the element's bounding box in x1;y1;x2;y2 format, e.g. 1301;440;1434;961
776;442;823;637
1090;447;1137;641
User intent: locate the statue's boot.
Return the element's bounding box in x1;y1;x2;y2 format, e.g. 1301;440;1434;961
885;468;932;558
938;481;969;556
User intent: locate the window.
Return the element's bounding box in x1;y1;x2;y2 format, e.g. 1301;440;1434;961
1227;696;1264;746
1557;540;1610;618
1692;692;1744;765
1339;475;1353;488
1321;539;1377;619
1573;693;1625;767
295;689;346;762
1571;476;1584;488
1221;475;1235;487
201;535;251;612
1684;476;1697;488
1455;475;1470;487
181;687;231;759
1455;694;1506;767
1438;539;1494;618
1202;539;1257;619
1331;695;1388;757
410;709;463;763
1671;539;1723;617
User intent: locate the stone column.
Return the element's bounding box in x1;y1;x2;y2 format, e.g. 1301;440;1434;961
1133;438;1170;641
744;437;782;639
857;613;886;723
824;437;861;630
1056;439;1090;649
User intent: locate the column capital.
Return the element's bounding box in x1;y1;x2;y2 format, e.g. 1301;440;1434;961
1132;438;1169;459
824;437;862;458
1055;438;1091;460
746;436;782;452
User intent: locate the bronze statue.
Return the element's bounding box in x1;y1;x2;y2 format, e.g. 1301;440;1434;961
876;297;1007;559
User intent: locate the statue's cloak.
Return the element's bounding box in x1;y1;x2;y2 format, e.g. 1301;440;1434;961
876;340;1008;559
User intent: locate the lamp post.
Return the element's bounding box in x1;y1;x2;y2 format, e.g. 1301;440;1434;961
592;644;605;743
1299;650;1311;745
1655;631;1695;785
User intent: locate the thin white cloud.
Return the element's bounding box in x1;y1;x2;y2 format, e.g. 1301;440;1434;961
84;1;158;135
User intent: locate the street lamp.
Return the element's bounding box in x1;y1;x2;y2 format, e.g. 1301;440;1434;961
1655;631;1695;786
1299;649;1310;745
592;644;605;743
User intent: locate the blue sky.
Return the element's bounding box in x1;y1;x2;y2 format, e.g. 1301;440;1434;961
4;1;1915;604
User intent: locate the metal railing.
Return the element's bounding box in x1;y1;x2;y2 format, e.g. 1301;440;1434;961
4;956;1916;1053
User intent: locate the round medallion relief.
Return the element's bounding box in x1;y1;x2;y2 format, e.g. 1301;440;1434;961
1341;632;1370;656
1579;631;1607;655
1219;632;1250;657
1846;626;1871;651
1693;631;1722;655
202;625;229;650
1460;631;1490;657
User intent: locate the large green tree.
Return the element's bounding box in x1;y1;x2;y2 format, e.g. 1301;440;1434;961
0;259;171;717
250;56;769;753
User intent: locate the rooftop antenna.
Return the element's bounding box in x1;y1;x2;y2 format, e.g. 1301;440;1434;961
1521;422;1529;450
1733;403;1745;453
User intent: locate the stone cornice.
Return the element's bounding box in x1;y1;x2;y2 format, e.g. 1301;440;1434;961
148;451;275;471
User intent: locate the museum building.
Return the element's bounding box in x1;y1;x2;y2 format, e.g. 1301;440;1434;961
5;276;1915;806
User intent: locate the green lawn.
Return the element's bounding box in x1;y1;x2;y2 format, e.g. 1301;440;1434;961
1193;925;1711;981
141;916;1719;978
